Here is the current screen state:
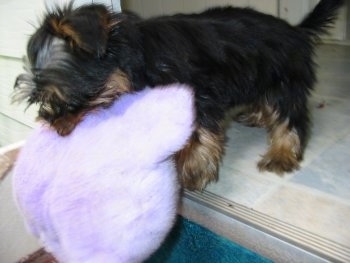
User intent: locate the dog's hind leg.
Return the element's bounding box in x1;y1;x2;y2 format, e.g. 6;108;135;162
258;118;302;174
233;102;272;128
257;96;310;174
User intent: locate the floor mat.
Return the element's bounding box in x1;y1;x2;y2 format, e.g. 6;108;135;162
18;216;272;263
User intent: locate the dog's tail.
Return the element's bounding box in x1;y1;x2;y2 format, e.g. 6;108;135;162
298;0;344;39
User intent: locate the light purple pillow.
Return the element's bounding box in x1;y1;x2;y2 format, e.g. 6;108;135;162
13;84;194;263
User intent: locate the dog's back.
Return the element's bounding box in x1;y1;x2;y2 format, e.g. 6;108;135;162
129;0;343;118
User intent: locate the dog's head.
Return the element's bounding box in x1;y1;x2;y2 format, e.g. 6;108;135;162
13;3;132;135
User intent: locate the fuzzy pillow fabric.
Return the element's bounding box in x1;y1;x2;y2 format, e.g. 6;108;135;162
13;85;194;263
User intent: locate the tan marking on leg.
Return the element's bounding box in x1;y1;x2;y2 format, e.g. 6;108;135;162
175;126;225;191
89;69;132;108
234;103;278;128
258;119;301;174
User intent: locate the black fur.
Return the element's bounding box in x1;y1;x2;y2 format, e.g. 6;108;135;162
13;0;344;188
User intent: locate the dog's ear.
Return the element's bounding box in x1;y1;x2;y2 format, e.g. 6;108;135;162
49;5;111;57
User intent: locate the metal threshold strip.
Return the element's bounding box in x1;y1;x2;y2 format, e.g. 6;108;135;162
184;190;350;263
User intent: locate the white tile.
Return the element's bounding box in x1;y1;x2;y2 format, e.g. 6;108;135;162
207;165;280;207
254;184;350;245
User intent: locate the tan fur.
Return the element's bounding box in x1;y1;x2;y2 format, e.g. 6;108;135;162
89;69;133;107
45;85;67;103
234;102;278;128
175;126;225;191
48;70;132;136
50;18;82;48
234;102;301;174
258;119;301;174
49;111;88;136
49;8;111;53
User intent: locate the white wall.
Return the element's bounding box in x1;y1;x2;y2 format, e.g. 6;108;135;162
122;0;348;41
122;0;278;17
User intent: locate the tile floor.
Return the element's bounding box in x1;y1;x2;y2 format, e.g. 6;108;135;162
204;44;350;259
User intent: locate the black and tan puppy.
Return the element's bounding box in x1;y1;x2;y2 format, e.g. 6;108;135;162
13;0;343;190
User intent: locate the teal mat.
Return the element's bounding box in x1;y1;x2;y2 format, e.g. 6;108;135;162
145;216;273;263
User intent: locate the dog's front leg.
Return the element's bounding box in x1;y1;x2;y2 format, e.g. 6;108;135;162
175;126;225;191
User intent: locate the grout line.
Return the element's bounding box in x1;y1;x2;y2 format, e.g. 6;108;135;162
251;176;285;208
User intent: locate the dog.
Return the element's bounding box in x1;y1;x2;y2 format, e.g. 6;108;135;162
13;0;344;190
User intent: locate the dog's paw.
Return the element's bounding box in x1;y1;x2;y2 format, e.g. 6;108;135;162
258;151;300;175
